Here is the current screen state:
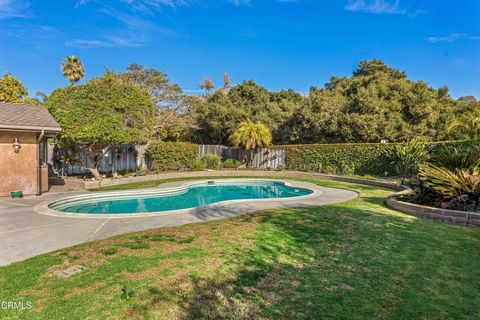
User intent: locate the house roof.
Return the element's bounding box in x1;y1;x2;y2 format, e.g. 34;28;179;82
0;102;62;134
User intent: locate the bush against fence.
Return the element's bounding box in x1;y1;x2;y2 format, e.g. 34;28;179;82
145;141;198;171
284;140;477;176
55;140;477;177
285;143;395;176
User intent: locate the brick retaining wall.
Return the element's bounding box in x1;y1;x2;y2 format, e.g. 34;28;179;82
387;193;480;227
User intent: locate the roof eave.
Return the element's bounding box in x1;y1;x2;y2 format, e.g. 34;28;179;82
0;125;62;134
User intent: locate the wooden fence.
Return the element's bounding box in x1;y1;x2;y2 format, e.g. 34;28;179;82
198;145;286;170
48;144;138;175
50;144;286;175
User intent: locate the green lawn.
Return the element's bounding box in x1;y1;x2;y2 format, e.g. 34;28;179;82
1;177;479;319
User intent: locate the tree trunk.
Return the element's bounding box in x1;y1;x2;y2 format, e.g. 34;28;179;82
88;168;102;180
245;148;255;168
88;144;108;181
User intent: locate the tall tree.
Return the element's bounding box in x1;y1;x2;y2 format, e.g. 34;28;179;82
61;56;85;85
189;80;298;145
283;60;458;144
230;120;272;166
47;72;156;179
119;64;196;165
0;72;28;103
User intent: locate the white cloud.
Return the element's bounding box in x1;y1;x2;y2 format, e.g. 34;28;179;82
345;0;406;15
122;0;190;11
66;35;146;48
0;0;31;19
228;0;251;5
66;5;179;49
426;33;480;43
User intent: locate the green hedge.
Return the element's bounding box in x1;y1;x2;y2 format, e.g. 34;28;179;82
145;141;198;171
284;140;477;177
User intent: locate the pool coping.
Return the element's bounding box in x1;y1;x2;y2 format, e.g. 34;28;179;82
33;179;324;219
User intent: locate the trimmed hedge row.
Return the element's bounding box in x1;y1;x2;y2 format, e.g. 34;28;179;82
285;143;395;176
144;140;477;176
145;141;198;171
284;140;477;177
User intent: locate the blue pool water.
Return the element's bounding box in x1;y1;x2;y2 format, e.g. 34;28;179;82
51;181;313;214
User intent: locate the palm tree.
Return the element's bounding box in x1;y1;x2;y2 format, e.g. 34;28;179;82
229;120;272;167
61;56;85;85
448;112;480;139
199;78;214;94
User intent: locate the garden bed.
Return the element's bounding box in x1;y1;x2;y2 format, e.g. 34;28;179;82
387;191;480;227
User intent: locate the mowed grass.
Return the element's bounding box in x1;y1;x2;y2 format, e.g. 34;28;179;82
1;177;479;319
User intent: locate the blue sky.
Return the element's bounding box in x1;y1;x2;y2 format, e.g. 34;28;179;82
0;0;479;98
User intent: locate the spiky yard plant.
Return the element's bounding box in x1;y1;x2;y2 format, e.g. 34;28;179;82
389;139;430;179
419;165;480;209
419;146;480;210
430;146;480;171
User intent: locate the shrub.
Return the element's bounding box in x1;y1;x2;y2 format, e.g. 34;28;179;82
419;165;480;210
189;159;206;171
202;154;222;170
430;145;480;171
285;143;396;176
223;159;242;169
418;144;480;211
387;139;430;179
284;140;477;177
145;141;198;171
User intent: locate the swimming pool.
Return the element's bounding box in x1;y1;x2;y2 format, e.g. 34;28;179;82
49;180;313;215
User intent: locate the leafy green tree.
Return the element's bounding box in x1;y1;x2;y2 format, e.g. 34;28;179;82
47;72;156;179
229;120;272;166
189;80;298;144
61;56;85;85
446;96;480;139
0;72;28;103
119;63;192;139
285;60;457;143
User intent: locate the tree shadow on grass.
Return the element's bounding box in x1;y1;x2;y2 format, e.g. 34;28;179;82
168;197;480;320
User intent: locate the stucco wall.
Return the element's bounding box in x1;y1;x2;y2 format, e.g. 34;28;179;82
0;131;38;196
40;165;48;193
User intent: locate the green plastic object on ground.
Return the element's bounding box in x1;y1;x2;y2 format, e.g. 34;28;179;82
11;191;23;198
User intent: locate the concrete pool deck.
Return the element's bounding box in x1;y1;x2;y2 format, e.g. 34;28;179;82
0;179;357;266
